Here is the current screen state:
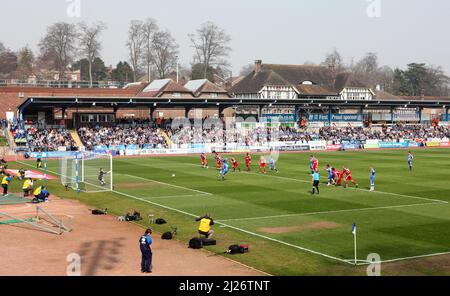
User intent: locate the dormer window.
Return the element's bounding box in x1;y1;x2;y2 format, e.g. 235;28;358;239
172;92;181;97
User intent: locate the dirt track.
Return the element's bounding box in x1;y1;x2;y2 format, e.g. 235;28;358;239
0;197;264;276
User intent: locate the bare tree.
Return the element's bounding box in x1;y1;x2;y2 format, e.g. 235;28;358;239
322;48;345;72
39;22;78;80
126;20;145;82
239;63;254;76
354;52;378;76
189;22;231;79
15;46;34;78
151;29;179;79
78;22;107;87
141;18;159;82
375;65;394;92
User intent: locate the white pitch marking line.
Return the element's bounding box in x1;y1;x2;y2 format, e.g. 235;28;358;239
145;193;211;200
121;173;212;196
111;188;354;265
354;251;450;266
217;202;442;223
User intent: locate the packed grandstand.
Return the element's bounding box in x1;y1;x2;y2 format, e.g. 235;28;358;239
6;117;450;153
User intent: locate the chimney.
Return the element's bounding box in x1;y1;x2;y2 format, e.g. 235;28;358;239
254;60;262;73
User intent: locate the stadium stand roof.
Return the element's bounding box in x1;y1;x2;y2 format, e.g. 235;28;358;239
17;96;450;117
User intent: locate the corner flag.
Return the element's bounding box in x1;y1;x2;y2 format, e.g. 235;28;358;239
352;223;357;265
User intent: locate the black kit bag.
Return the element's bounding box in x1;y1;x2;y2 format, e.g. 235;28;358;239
91;208;107;215
189;237;203;249
155;218;167;225
161;232;173;240
227;244;242;254
201;238;217;246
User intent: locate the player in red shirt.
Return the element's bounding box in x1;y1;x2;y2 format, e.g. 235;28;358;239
334;169;344;186
200;153;208;169
343;166;358;188
313;158;319;173
216;157;223;172
231;157;240;172
259;156;267;174
245;153;252;171
309;155;319;174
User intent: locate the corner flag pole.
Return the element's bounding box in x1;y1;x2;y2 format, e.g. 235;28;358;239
352;223;357;265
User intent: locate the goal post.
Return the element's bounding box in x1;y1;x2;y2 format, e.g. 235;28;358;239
58;151;113;193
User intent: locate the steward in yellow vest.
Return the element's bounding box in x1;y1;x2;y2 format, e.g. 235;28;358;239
195;214;215;239
2;174;13;196
22;178;34;197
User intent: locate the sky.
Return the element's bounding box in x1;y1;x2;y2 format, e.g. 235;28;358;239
1;0;449;76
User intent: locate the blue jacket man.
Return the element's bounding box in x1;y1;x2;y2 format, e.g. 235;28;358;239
139;228;153;273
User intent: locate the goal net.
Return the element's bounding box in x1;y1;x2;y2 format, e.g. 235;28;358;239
58;152;113;193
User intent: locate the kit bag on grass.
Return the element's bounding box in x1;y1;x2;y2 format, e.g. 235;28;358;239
227;244;249;254
201;238;217;246
155;218;167;224
189;237;203;249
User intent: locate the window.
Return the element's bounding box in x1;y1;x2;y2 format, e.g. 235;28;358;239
172;92;181;98
79;113;115;123
210;93;218;98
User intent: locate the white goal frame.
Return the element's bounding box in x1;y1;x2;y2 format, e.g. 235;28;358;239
59;151;113;193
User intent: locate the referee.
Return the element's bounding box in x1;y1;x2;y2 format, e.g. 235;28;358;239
311;169;320;195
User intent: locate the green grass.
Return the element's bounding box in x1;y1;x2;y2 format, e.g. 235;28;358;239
9;149;450;275
0;136;8;146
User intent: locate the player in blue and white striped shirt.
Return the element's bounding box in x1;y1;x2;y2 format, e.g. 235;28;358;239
408;151;414;172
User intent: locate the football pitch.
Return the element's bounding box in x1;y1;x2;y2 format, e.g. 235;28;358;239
14;149;450;275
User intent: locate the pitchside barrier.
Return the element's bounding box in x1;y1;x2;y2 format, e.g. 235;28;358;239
0;205;72;235
15;138;450;161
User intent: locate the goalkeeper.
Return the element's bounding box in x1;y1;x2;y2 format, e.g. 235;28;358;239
98;168;110;186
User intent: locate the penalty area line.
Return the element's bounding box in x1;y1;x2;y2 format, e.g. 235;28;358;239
144;193;212;200
139;160;448;205
243;171;448;205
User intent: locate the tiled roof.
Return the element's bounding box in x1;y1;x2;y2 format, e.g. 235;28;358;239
334;72;369;92
231;70;293;94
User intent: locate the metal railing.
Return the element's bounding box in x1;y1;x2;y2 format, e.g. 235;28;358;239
0;79;127;89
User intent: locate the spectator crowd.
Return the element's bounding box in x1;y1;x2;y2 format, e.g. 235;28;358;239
27;127;77;152
3;117;450;152
78;126;168;150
